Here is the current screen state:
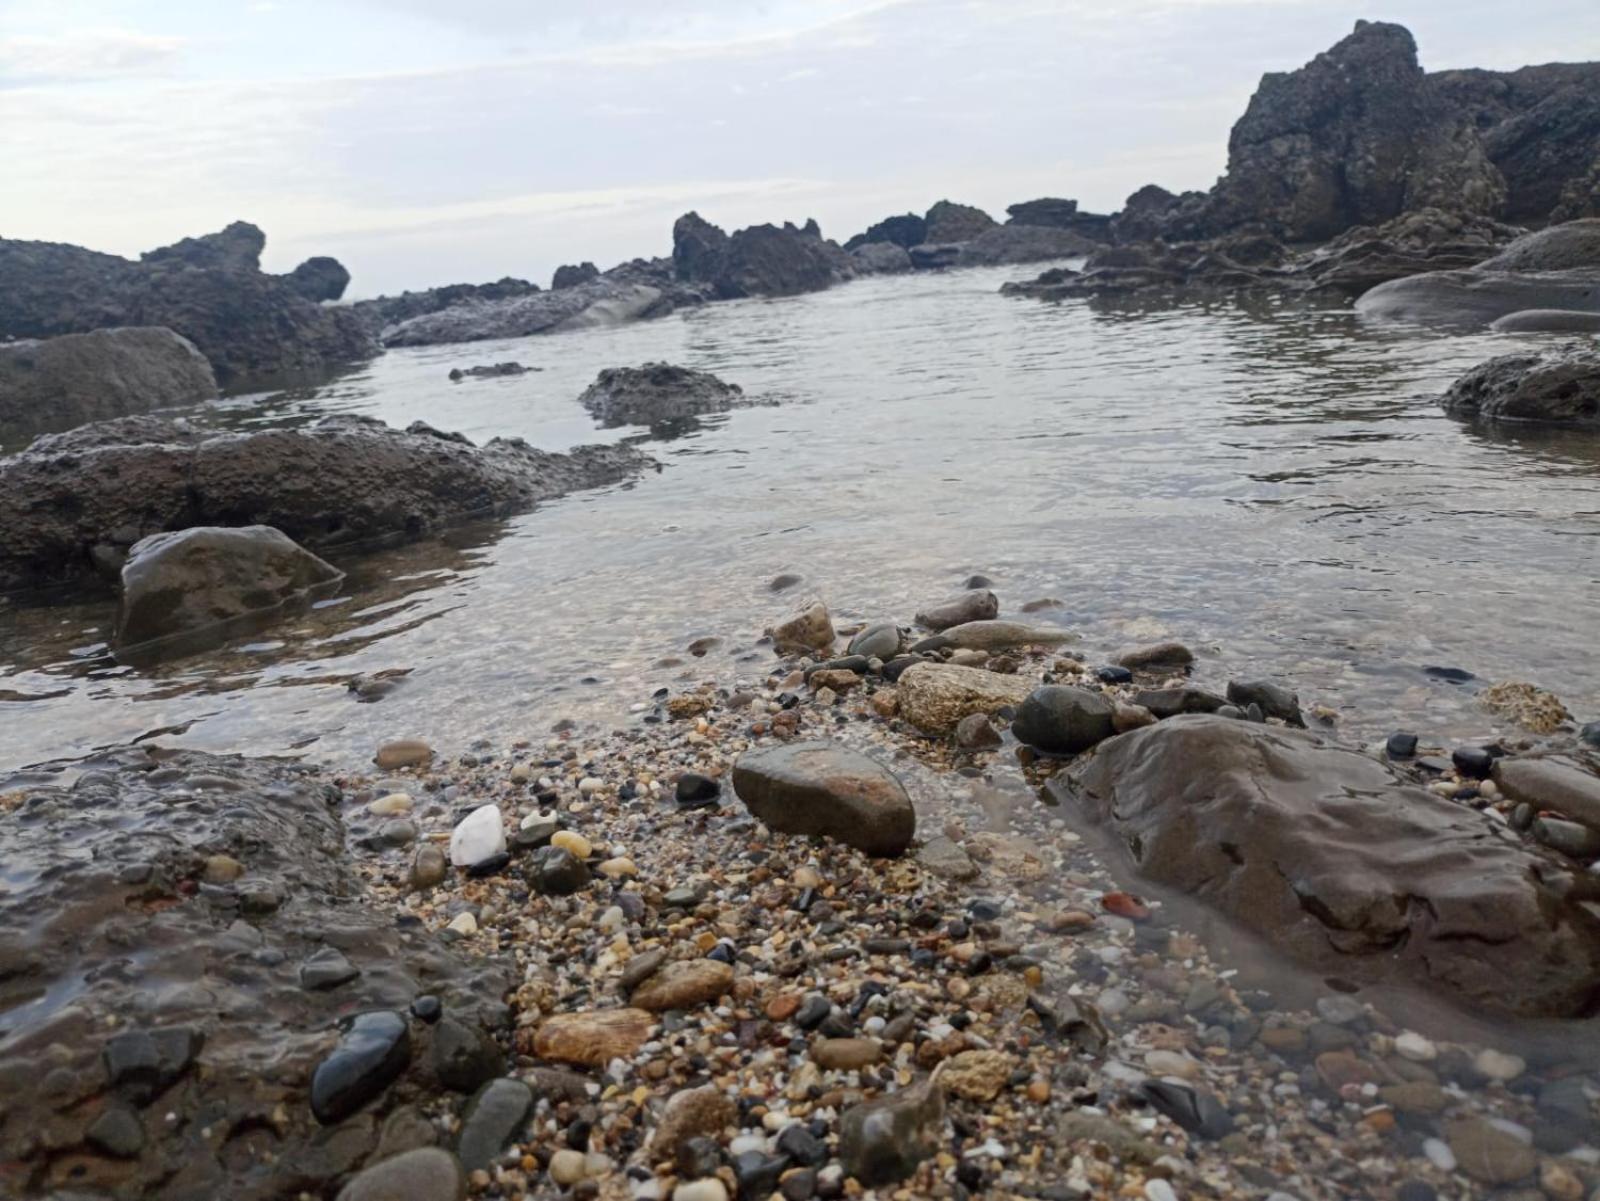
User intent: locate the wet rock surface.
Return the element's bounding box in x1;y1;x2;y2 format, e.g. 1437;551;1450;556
0;414;652;594
1058;716;1600;1018
1440;349;1600;426
577;363;751;428
0;327;218;439
0;746;508;1200
733;741;915;857
112;525;345;655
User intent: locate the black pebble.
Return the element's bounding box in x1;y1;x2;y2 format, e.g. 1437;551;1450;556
465;851;511;879
776;1123;827;1166
1451;746;1494;779
1386;731;1418;759
1095;665;1133;684
675;773;721;807
410;995;442;1023
794;995;831;1030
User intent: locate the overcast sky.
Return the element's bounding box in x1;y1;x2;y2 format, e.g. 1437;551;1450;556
3;0;1596;296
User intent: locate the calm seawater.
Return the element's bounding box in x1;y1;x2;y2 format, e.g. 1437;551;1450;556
2;264;1596;770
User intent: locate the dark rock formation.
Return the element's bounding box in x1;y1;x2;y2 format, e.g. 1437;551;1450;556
1057;716;1600;1019
1197;21;1503;241
1356;219;1600;328
848;242;913;274
716;220;852;299
1292;208;1522;295
923;200;996;244
1110;185;1196;244
672;211;730;284
577;363;747;428
0;326;217;438
349;278;541;336
1554;160;1600;223
941;224;1098;267
0;224;375;386
0;745;510;1200
552;262;599;290
0;414;653;594
448;362;533;381
1006;197;1112;241
1435;63;1600;222
843;213;927;251
1440;351;1600;426
142;219;266;271
113;525;346;655
286;256;352;303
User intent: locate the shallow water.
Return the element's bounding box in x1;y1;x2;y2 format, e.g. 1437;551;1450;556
2;264;1598;771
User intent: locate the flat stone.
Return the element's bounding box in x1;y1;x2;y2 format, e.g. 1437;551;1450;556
631;960;735;1012
915;591;998;631
311;1010;411;1125
847;622;901;659
916;835;978;881
1226;679;1304;726
1534;816;1600;858
86;1106;145;1158
1494;757;1600;832
813;1038;882;1070
533;1010;656;1066
652;1086;738;1162
733;742;915;857
1132;687;1228;719
1446;1117;1539;1185
1114;641;1194;671
300;946;360;991
375;739;434;770
336;1147;467;1201
896;663;1032;738
456;1077;533;1173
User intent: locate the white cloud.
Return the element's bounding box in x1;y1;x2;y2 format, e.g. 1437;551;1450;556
0;27;185;83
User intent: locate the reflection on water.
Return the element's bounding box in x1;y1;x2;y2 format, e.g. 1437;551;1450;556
1;264;1597;769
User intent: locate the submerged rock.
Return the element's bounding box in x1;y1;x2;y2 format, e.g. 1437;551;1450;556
0;327;217;438
915;590;998;631
0;414;652;594
771;600;836;655
448;362;532;381
838;1076;945;1186
578;363;747;428
733;741;915;857
1058;717;1600;1018
112;525;344;656
1440;350;1600;425
929;620;1075;652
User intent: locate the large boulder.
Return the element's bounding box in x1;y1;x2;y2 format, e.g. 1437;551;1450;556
843;213;927;251
380;274;694;347
286;256;352;303
1195;22;1504;241
1291;208;1523;296
1440;351;1600;426
1005;197;1112;241
848;242;914;275
0;327;217;437
923;200;996;244
113;525;345;655
551;262;599;290
0;414;652;593
577;363;747;427
732;742;915;857
1057;717;1600;1019
947;224;1098;267
672;211;730;283
1356;220;1600;328
895;662;1032;738
0;226;376;386
714;220;852;299
1010;685;1116;755
349;277;541;336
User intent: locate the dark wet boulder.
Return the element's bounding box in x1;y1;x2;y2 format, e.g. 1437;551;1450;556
1110;184;1202;244
286;256;352;303
311;1010;411;1124
714;220;852;298
0;326;217;437
843;213;927;251
848;242;913;275
1225;678;1305;726
1440;351;1600;426
1057;716;1600;1018
0;414;652;594
672;211;730;283
577;363;747;428
1490;309;1600;333
449;362;532;381
733;741;915;857
1005;197;1112;241
380;272;696;346
350;277;540;335
1011;686;1116;755
113;525;345;655
923;200;997;244
142;220;266;271
552;261;599;290
1192;21;1504;241
1476;219;1600;272
1292;208;1522;296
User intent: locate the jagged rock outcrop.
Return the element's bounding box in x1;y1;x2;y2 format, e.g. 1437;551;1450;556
1554;160;1600;223
1435;63;1600;222
944;224;1098;267
1356;219;1600;328
1058;716;1600;1019
672;212;730;283
350;278;541;335
670;213;852;299
286;256;351;302
843;214;927;251
1440;351;1600;425
1109;185;1195;244
577;363;749;428
848;242;913;274
1006;198;1112;241
552;262;599;289
0;414;653;593
923;200;996;244
0;223;375;385
0;327;217;437
1195;21;1504;242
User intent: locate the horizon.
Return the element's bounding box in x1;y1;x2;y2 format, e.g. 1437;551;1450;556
4;0;1598;297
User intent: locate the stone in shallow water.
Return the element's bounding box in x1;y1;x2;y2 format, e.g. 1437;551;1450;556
1445;1116;1538;1185
733;741;915;857
838;1076;945;1187
311;1010;411;1125
449;804;505;867
456;1077;533;1172
335;1147;466;1201
1494;757;1600;832
1225;678;1304;726
848;622;901;659
1010;686;1115;755
375;739;434;770
772;601;835;654
895;663;1032;738
300;946;359;991
1138;1079;1234;1139
915;590;998;631
1114;641;1193;671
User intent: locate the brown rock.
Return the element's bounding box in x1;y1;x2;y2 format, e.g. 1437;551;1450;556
772;601;835;654
1446;1117;1539;1184
376;739;434;770
651;1086;737;1162
532;1010;656;1066
1113;641;1195;671
915;590;999;631
939;1050;1015;1101
809;669;862;693
630;961;735;1012
732;741;915;857
813;1038;882;1071
1112;703;1157;733
895;662;1032;738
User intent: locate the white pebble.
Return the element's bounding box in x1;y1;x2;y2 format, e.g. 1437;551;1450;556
1145;1180;1179;1201
673;1180;728;1201
579;777;603;794
1393;1031;1436;1062
1474;1047;1525;1081
1422;1137;1457;1171
446;911;477;936
449;804;505;867
728;1134;766;1156
548;1148;587;1184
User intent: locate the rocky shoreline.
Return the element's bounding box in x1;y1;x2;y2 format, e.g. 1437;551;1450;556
5;584;1598;1201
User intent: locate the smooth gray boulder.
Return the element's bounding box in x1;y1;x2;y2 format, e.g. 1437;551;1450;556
733;741;915;857
113;525;344;655
0;327;217;437
1010;686;1116;755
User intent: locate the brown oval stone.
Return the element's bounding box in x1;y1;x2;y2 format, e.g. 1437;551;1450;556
630;961;735;1012
812;1038;882;1071
532;1009;656;1066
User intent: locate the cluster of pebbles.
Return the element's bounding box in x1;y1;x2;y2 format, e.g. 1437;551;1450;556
326;590;1600;1201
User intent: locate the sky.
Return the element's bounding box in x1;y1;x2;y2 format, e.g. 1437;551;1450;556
2;0;1598;296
